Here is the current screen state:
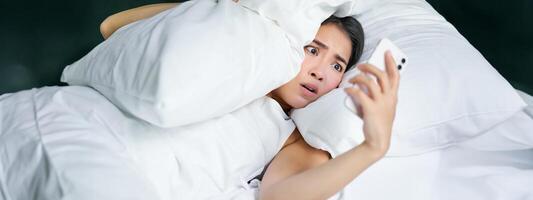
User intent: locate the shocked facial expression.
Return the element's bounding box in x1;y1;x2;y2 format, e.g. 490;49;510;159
270;24;353;111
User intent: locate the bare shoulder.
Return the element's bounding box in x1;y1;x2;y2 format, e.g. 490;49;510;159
281;129;302;150
282;129;331;161
290;134;332;167
261;129;331;189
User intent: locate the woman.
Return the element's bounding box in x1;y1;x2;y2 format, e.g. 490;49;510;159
101;2;399;199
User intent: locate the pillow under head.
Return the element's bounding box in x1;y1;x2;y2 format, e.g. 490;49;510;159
291;0;527;157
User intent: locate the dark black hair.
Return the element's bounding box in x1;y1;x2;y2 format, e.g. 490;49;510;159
321;15;364;72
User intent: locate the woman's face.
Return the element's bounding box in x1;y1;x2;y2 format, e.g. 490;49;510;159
270;23;352;111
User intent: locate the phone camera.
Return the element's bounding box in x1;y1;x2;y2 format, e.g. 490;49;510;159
401;58;406;64
398;65;402;70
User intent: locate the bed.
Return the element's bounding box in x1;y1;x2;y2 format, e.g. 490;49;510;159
1;85;532;200
1;0;532;199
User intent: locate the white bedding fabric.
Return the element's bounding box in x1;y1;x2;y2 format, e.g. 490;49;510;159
0;87;158;200
62;0;301;128
238;0;377;53
291;0;527;158
2;86;531;200
2;1;531;199
1;87;532;200
0;86;294;200
334;90;533;200
338;147;533;200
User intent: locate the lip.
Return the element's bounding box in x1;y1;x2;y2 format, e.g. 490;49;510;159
300;83;318;98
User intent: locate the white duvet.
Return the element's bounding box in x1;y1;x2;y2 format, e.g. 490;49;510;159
0;86;294;200
2;86;533;200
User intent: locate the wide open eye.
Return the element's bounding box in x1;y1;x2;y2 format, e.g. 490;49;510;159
332;63;343;72
305;46;318;56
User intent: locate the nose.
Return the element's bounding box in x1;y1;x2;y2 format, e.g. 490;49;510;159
309;65;325;81
310;71;324;81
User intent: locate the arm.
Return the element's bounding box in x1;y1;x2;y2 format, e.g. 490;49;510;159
260;51;400;200
260;131;382;200
100;3;179;39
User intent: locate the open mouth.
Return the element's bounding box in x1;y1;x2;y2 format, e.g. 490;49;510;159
301;84;317;94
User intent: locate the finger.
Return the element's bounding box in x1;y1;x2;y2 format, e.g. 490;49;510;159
344;87;372;109
349;74;382;100
358;63;390;94
384;50;400;93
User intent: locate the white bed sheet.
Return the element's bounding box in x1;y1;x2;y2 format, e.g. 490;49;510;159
1;86;532;200
338;147;533;200
0;86;159;200
0;86;293;200
518;90;533;116
335;90;533;200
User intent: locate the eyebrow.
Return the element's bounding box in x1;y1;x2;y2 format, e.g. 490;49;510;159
312;39;348;66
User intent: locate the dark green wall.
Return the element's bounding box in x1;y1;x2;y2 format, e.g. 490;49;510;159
427;0;533;94
0;0;179;94
1;0;532;95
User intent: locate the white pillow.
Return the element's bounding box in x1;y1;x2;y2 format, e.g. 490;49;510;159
518;89;533;115
458;90;533;151
238;0;378;56
61;0;300;127
291;0;527;157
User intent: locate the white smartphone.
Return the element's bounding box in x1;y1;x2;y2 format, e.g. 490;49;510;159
344;38;407;115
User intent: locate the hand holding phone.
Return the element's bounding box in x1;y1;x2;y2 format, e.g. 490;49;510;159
345;38;407;116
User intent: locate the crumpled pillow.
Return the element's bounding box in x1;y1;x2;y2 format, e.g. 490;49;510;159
291;0;527;157
62;0;300;127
